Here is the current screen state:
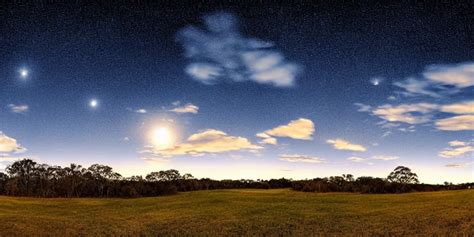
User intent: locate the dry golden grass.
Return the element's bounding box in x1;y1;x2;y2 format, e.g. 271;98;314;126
0;189;472;236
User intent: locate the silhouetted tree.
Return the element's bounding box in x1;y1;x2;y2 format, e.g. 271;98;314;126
146;170;181;181
342;174;354;182
387;166;419;184
182;173;194;180
6;159;38;195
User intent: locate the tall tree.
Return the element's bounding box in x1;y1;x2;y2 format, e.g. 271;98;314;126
387;166;419;184
6;159;38;195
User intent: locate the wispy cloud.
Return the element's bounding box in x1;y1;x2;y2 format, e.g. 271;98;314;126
435;115;474;131
0;154;25;161
348;155;399;163
177;11;301;87
140;156;170;163
279;154;325;163
438;140;473;158
358;101;474;132
445;162;473;168
326;139;367;152
394;62;474;97
142;129;261;158
257;118;314;144
394;78;441;97
435;100;474;131
347;156;368;163
371;155;399;161
127;107;147;114
354;103;372;112
372;103;438;124
7;104;29;114
448;140;469;147
169;103;199;114
440;101;474;114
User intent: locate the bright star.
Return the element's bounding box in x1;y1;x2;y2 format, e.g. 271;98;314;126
370;77;384;86
89;99;99;108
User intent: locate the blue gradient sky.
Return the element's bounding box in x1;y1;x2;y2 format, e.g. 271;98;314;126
1;2;472;183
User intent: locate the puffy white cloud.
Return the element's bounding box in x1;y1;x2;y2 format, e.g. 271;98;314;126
440;101;474;114
258;118;314;141
372;103;438;124
7;104;29;114
142;129;262;157
326;139;367;152
169;103;199;114
372;155;399;161
177;12;301;87
435;115;474;131
256;133;278;145
185;63;222;84
256;133;271;139
242;51;300;87
279;154;325;163
439;141;473;158
0;132;26;153
260;137;277;145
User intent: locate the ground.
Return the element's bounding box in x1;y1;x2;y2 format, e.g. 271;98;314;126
0;189;472;236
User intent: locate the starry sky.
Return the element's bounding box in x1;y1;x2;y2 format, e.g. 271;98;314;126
1;2;473;183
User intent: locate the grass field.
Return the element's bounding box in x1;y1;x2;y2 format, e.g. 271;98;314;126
0;189;472;236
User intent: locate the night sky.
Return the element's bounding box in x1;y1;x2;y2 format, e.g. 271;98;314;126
1;2;473;183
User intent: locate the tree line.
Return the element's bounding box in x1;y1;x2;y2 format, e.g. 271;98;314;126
0;159;471;198
292;166;471;193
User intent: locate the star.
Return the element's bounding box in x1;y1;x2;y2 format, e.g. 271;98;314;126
370;77;384;86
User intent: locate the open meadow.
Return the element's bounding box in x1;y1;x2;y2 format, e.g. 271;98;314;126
0;189;472;236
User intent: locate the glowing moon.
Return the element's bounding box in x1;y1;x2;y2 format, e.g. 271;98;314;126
89;99;98;108
152;127;173;148
19;68;29;78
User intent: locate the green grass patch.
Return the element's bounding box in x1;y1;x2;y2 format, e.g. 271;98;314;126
0;189;472;236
